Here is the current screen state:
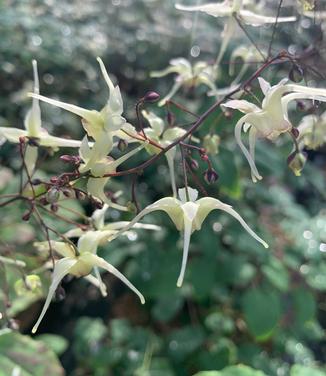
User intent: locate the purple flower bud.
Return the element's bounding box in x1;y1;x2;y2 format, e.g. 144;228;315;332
60;155;81;165
51;203;59;212
31;178;42;185
189;159;199;170
62;188;73;198
204;168;219;184
291;127;300;138
22;210;31;221
75;190;86;200
143;91;160;103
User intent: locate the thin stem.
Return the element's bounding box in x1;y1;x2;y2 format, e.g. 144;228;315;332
268;0;284;58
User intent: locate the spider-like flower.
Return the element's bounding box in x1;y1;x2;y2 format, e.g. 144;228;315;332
176;0;296;66
0;61;81;174
32;213;159;332
150;58;218;106
141;110;187;196
29;57;136;158
110;187;268;288
222;77;326;182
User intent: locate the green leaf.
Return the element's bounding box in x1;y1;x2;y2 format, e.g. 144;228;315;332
0;329;64;376
262;257;289;292
290;365;326;376
193;365;267;376
242;288;282;340
292;288;316;326
35;334;68;356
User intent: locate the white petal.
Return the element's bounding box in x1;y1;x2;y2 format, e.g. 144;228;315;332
195;197;269;248
234;115;262;182
83;273;108;297
215;18;236;67
0;127;27;143
39;134;81;148
257;77;271;96
158;81;183;107
28;93;101;129
32;257;77;333
89;253;145;304
175;2;233;17
24;145;38;177
176;215;193;287
239;10;296;25
222;99;260;114
178;187;198;203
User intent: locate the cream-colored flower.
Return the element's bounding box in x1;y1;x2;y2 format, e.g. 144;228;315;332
28;58;136;153
297;111;326;151
176;1;296;66
0;61;81;175
32;228;146;333
222;77;326;182
141;110;187;196
111;187;268;288
150;58;218;106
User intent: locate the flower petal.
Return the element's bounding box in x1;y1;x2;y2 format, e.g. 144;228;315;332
178;187;198;203
176;215;193;287
32;257;77;333
239;10;296;25
222;99;259;114
88;253;145;304
195;197;269;248
175;2;233;17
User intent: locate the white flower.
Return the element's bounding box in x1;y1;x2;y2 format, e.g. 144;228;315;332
110;187;268;288
297;111;326;150
79;138;147;210
32;228;146;333
222;77;326;182
141;110;187;196
0;61;81;174
150;58;218;106
28;58;136;153
176;1;296;66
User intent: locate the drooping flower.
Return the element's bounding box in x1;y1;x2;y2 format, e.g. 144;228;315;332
141;110;187;196
0;61;81;174
32;227;147;333
110;187;268;288
297;111;326;151
176;1;296;66
222;77;326;182
150;58;218;106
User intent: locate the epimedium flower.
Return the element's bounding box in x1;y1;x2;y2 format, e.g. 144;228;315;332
78;137;148;210
110;187;268;288
141;110;187;196
297;111;326;151
32;227;147;333
176;1;296;66
0;61;81;175
222;77;326;182
28;57;136;156
150;58;218;106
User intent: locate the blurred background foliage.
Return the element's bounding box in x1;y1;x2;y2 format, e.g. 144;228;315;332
0;0;326;375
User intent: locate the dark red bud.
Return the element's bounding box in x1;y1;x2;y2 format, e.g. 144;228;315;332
60;155;81;165
50;176;58;184
75;190;86;200
22;211;31;221
62;188;73;198
189;159;199;170
31;178;42;185
204;168;219;184
291;127;300;138
143;91;160;103
200;154;209;162
50;203;59;212
19;136;26;144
